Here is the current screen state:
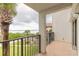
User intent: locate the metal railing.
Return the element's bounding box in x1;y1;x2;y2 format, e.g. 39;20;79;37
47;32;54;44
0;35;41;56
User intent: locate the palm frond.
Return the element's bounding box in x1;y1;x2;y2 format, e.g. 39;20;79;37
0;3;17;24
0;3;17;16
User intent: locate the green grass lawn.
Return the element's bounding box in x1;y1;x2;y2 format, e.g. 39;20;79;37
0;42;39;56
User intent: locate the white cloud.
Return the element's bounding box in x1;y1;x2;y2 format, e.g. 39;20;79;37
10;3;39;32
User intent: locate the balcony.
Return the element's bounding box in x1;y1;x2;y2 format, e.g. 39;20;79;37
0;3;78;56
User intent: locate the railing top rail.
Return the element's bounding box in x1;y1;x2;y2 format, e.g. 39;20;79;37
0;34;40;43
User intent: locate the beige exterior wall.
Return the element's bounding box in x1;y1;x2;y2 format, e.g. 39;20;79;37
52;8;72;43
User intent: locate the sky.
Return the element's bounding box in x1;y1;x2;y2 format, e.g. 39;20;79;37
9;3;52;33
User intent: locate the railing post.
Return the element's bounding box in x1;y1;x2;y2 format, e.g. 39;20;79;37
2;41;10;56
21;38;23;56
38;35;41;53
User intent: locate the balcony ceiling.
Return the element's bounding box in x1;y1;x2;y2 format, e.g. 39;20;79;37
25;3;72;13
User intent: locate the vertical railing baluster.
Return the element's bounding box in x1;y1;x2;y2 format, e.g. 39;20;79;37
35;36;37;55
21;38;23;56
13;40;15;56
39;35;41;53
32;37;34;55
26;38;27;56
30;37;31;56
31;36;33;56
32;36;33;56
37;36;38;55
36;36;38;54
34;36;37;55
17;39;19;56
27;37;30;56
29;37;30;56
26;37;28;56
25;38;26;56
34;36;36;55
27;37;29;56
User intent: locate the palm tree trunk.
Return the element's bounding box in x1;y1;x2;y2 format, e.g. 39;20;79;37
1;23;10;56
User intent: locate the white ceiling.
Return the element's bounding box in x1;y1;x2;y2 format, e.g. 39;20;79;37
26;3;60;12
26;3;72;12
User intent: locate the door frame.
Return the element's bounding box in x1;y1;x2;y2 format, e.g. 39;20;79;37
72;19;77;50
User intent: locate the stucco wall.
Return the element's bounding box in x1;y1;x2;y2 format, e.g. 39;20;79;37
52;8;72;43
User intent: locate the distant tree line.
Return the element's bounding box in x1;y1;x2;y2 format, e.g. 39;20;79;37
0;30;36;41
9;30;35;40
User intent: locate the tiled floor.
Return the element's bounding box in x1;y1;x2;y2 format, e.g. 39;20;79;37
46;40;77;56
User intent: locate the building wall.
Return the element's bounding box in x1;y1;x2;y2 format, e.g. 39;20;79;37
52;7;72;43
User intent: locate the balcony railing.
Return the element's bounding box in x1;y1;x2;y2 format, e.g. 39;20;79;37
47;32;54;44
0;35;41;56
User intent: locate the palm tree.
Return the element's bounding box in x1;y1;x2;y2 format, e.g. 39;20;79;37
0;3;16;56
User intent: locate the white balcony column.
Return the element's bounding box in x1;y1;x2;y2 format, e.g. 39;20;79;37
77;15;79;56
39;12;47;54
